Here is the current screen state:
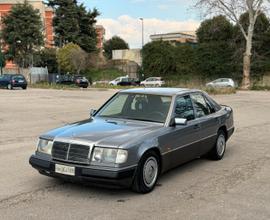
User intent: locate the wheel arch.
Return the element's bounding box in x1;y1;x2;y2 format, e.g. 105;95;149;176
218;125;228;141
138;147;162;174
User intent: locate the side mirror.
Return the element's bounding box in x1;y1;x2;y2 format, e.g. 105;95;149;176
90;109;97;118
174;118;187;126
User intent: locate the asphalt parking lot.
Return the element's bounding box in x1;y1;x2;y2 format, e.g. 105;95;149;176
0;88;270;220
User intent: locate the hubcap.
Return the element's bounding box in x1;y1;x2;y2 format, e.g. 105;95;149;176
143;156;158;188
217;134;226;156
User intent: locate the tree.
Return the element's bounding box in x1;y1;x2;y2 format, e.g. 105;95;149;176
34;48;58;73
195;42;236;79
235;12;270;78
69;47;88;74
197;15;235;43
57;43;81;73
47;0;99;52
57;43;96;74
195;0;268;89
103;36;129;59
142;41;176;78
195;15;236;79
2;0;43;67
76;4;100;53
174;44;197;77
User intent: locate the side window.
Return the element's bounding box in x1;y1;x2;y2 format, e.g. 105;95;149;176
190;93;211;118
204;96;216;113
174;96;195;121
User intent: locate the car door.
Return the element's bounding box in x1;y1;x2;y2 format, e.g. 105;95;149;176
190;93;218;156
161;95;201;169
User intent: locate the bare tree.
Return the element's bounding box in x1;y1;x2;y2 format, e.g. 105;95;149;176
195;0;269;89
69;47;99;74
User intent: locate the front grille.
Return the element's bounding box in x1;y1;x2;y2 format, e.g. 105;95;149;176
52;142;69;160
52;141;90;164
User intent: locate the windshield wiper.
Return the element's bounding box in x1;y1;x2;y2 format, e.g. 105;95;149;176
122;117;162;123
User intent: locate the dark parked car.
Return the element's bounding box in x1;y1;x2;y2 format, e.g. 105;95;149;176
117;77;140;86
56;74;89;88
0;74;27;90
29;88;234;193
74;75;89;88
56;75;74;85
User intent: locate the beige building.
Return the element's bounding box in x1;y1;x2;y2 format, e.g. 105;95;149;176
112;49;142;66
150;31;197;44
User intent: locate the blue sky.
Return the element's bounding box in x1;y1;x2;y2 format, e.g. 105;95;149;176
83;0;198;20
81;0;200;48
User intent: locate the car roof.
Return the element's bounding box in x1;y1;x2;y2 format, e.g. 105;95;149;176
120;88;201;96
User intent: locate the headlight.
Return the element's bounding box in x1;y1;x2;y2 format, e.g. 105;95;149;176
92;147;128;164
37;138;53;155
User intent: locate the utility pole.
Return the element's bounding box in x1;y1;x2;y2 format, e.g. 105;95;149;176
140;18;144;48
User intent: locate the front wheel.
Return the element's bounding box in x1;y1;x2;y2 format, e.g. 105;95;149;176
7;84;13;90
208;130;226;160
132;151;160;194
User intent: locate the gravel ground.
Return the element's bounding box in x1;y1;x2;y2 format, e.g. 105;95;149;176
0;88;269;220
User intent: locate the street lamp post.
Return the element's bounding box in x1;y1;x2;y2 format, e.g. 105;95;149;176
140;18;144;48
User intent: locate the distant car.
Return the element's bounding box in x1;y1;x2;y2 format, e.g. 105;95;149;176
140;77;165;87
56;75;73;85
117;78;140;86
0;74;27;90
109;76;129;86
206;78;236;88
74;75;89;88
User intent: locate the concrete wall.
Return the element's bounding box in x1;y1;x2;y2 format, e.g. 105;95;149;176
112;49;142;66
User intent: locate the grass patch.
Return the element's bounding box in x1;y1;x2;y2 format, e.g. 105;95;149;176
204;87;236;95
251;84;270;91
85;68;125;82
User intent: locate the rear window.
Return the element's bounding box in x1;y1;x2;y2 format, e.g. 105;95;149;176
12;75;25;80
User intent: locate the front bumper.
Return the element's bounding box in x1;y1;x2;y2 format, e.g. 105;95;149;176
29;154;136;188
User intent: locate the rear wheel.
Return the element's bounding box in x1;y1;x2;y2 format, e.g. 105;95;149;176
132;151;160;194
22;86;27;90
208;130;226;160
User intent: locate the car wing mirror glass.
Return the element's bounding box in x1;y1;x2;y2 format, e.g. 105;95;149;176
175;118;187;126
90;109;97;118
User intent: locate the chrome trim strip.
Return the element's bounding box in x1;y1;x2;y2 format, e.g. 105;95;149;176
161;133;217;156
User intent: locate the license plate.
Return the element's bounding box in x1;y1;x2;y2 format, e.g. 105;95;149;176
55;164;75;176
18;80;24;83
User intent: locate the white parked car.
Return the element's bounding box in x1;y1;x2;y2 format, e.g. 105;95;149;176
109;76;129;86
206;78;236;88
140;77;165;87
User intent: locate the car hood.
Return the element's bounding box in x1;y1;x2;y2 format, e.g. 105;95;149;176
42;118;163;148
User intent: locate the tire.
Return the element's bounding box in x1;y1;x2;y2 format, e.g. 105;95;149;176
22;86;27;90
208;130;227;160
7;84;13;90
132;151;160;194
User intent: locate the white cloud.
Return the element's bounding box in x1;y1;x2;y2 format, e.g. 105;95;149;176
98;15;200;48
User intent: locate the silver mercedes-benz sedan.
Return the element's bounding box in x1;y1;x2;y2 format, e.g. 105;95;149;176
29;88;234;193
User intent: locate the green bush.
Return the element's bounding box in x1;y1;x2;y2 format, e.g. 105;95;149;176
83;68;125;82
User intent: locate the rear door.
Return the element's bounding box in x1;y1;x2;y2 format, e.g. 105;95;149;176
190;93;218;155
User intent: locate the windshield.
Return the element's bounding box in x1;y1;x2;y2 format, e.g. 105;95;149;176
97;93;172;123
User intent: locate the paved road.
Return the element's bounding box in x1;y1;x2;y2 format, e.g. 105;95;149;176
0;88;269;220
